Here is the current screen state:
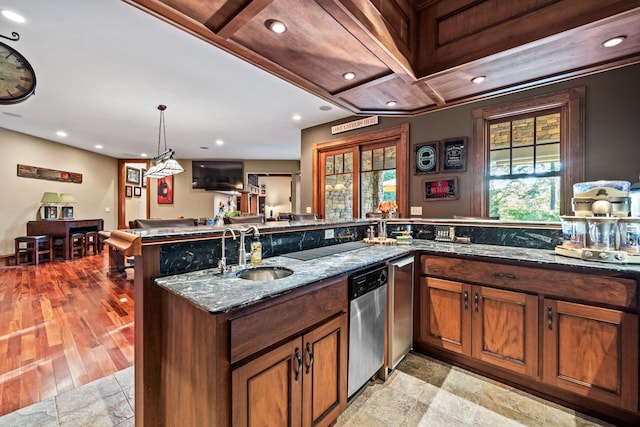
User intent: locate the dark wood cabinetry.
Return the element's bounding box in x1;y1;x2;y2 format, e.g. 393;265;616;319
418;254;639;424
232;315;347;427
419;277;538;377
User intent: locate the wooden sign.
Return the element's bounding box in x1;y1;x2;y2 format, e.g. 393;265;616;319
17;164;83;183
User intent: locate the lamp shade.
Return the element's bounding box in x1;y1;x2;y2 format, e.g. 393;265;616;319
40;192;60;204
59;193;76;204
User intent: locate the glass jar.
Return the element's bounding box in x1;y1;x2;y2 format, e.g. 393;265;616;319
618;218;640;253
585;217;618;250
560;216;586;248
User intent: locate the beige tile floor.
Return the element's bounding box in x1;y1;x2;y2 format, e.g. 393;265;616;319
0;353;614;426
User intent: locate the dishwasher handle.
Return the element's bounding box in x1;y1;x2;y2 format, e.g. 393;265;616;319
391;256;414;269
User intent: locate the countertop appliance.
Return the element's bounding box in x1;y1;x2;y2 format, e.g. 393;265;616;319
347;264;387;398
388;256;415;372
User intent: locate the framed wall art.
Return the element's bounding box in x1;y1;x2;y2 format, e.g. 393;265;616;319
141;168;147;188
126;166;141;185
125;185;133;198
134;186;142;197
442;137;468;172
157;175;174;204
413;141;440;174
423;177;459;201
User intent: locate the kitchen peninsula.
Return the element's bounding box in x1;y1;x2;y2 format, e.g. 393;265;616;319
112;218;640;427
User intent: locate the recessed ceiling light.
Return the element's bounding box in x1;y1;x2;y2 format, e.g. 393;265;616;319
1;10;26;23
200;146;209;150
56;130;67;137
386;101;397;107
141;153;148;157
342;72;356;80
95;144;103;149
292;114;301;121
602;35;626;48
215;139;224;146
471;75;486;84
319;105;332;111
265;19;287;34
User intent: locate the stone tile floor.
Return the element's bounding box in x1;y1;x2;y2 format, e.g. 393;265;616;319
0;353;614;426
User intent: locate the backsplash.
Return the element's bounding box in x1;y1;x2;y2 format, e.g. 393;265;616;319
157;221;562;276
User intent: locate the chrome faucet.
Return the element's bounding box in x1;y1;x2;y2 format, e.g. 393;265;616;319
238;225;260;268
218;227;236;273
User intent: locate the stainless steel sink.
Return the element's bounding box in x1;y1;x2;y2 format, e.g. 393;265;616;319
237;266;294;281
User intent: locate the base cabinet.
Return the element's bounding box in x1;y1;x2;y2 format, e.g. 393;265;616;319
420;277;538;377
543;298;639;411
419;254;640;424
232;314;347;427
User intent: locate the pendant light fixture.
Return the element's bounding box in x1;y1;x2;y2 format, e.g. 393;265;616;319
145;104;184;179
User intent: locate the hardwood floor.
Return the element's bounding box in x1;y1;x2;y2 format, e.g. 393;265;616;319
0;250;134;416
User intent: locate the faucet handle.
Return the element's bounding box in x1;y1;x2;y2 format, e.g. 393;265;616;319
218;257;227;274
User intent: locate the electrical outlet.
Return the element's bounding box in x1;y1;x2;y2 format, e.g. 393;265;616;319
105;207;111;212
324;229;335;239
410;206;422;216
306;206;312;213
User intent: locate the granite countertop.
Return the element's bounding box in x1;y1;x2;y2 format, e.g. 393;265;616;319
155;240;640;315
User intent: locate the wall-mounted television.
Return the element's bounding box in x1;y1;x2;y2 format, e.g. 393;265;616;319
192;161;244;192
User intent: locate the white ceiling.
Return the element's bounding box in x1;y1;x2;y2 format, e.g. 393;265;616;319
0;0;351;160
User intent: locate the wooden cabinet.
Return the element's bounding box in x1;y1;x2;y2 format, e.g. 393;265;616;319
419;277;538;377
543;299;638;411
232;315;347;427
418;254;639;421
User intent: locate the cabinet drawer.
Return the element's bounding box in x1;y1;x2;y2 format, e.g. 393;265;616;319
230;276;347;364
422;255;638;309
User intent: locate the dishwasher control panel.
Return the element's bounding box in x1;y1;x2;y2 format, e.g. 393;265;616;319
348;265;387;300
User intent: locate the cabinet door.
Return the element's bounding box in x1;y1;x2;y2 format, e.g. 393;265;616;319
543;299;639;411
302;314;348;427
472;286;538;377
232;337;303;427
419;277;471;356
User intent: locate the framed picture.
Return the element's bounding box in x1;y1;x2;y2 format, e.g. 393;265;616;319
125;185;133;197
157;175;174;204
141;168;147;188
260;183;266;195
423;177;459;201
442;137;468;172
126;166;141;185
413;141;440;174
134;186;142;197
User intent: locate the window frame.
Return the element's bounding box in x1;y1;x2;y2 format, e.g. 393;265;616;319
471;87;585;218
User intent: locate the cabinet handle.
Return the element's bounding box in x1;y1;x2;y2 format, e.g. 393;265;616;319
474;291;479;312
305;342;314;374
463;290;468;310
491;272;519;280
547;306;553;331
294;348;302;381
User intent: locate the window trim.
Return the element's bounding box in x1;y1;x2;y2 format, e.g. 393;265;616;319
471;87;585;217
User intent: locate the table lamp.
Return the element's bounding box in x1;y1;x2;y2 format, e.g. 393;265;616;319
59;193;76;219
40;192;60;220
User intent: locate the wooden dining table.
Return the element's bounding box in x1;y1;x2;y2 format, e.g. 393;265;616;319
27;218;104;260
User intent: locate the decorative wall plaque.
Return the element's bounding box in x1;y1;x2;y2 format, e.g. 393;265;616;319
17;164;83;183
442;137;468;172
414;141;439;174
423;177;459;201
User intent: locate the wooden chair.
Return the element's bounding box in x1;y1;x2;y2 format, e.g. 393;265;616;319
15;235;53;265
70;233;86;259
85;231;99;255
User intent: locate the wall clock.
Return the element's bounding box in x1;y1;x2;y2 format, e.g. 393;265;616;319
0;34;36;104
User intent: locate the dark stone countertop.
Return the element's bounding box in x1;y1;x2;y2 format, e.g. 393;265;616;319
155;240;640;315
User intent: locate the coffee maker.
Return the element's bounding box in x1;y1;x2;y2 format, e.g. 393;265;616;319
555;180;640;263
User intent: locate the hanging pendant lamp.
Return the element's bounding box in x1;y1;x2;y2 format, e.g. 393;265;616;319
145;105;184;179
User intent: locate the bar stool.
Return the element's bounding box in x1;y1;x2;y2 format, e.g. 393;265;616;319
15;235;53;265
70;233;86;259
84;231;99;255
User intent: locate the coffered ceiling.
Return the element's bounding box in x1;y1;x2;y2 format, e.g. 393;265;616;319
126;0;640;115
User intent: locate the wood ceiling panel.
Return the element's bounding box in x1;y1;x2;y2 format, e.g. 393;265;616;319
426;9;640;103
338;75;436;113
228;0;391;93
158;0;244;27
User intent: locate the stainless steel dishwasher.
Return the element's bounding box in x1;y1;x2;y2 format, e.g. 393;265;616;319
388;256;415;371
347;264;387;398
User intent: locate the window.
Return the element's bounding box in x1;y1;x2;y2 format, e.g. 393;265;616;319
313;124;408;219
487;111;561;220
471;87;585;220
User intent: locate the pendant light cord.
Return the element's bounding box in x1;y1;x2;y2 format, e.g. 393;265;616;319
157;104;167;157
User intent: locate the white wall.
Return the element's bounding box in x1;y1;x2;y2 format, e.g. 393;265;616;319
0;128;118;256
260;175;292;218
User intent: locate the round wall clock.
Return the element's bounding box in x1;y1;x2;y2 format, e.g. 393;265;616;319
0;39;36;104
